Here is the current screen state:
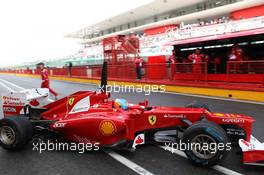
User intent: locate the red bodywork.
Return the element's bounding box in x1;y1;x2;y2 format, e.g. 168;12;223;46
37;91;255;146
3;90;262;165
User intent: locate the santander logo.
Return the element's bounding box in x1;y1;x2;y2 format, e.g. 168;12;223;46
132;133;145;149
30;99;40;106
135;136;144;144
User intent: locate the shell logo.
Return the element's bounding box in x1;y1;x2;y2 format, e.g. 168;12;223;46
99;120;117;136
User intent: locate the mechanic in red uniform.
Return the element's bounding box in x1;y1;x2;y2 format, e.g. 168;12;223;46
233;44;244;62
168;50;177;80
214;56;221;73
229;44;244;73
188;49;204;75
37;62;58;99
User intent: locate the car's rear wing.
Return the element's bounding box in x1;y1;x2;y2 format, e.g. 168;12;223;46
1;88;51;117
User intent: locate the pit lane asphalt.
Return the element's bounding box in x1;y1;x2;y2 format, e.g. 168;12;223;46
0;74;263;175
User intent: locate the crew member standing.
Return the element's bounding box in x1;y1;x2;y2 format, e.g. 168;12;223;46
68;62;73;77
228;44;244;73
135;56;143;80
188;49;204;74
168;50;177;80
37;62;58;99
229;48;237;61
232;44;243;62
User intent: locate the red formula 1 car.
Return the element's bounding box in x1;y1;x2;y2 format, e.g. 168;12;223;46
0;62;263;166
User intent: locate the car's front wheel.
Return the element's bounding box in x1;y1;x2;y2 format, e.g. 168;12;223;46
182;121;230;166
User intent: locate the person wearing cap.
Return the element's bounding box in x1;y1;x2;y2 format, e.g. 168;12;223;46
36;62;58;99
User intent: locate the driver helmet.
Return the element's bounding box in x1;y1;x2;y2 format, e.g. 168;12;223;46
114;99;128;110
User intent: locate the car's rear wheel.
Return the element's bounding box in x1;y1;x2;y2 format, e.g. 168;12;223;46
182;121;230;166
0;116;33;151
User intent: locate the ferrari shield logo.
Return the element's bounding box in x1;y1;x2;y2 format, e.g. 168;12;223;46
68;97;75;106
148;115;157;125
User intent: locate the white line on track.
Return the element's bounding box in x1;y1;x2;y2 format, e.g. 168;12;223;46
159;146;244;175
0;80;15;92
0;78;25;91
105;150;154;175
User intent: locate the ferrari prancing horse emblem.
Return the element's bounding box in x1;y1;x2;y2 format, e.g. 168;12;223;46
148;115;157;125
68;97;75;106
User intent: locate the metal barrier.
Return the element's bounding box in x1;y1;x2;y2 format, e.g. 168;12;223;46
227;61;264;74
227;61;264;84
0;61;263;87
170;62;208;82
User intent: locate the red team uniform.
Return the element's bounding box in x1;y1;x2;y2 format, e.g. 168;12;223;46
40;68;58;97
168;54;177;80
188;53;204;74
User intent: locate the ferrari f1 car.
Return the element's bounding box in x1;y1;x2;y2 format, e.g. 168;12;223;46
0;62;263;166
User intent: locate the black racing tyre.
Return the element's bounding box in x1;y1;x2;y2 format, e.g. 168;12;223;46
0;116;33;151
182;121;230;166
185;102;211;111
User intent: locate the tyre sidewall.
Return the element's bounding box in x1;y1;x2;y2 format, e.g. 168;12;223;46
183;121;229;166
0;117;32;150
